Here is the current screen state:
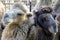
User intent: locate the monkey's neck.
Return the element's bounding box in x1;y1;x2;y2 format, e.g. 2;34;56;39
37;29;54;40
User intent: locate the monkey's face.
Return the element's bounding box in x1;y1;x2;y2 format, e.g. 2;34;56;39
36;14;58;34
3;8;32;25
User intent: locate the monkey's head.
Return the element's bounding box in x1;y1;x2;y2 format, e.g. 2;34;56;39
33;5;58;35
2;2;32;26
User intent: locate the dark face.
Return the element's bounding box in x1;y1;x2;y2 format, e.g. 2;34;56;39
36;14;58;34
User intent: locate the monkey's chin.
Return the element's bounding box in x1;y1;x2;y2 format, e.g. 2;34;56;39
48;26;58;35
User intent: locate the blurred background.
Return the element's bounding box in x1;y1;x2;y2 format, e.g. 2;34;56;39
0;0;57;12
1;0;37;12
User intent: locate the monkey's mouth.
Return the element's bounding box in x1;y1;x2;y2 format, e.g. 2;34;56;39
48;26;58;35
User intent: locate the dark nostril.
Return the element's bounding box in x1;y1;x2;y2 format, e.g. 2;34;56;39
27;14;32;17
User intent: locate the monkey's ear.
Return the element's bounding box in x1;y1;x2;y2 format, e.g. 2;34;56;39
27;14;32;17
32;10;38;14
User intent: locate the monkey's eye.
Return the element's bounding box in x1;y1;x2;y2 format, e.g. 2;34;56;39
17;13;23;16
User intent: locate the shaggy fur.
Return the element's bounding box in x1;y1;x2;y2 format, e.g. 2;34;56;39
1;2;34;40
1;20;36;40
